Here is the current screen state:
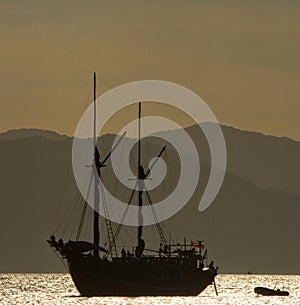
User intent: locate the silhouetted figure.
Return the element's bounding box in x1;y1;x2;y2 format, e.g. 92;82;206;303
127;250;131;258
121;248;126;259
47;235;57;248
209;260;214;269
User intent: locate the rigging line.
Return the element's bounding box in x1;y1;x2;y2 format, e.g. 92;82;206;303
110;141;167;248
51;159;73;234
84;205;92;242
99;179;118;258
76;172;94;240
62;202;79;238
109;181;138;248
72;200;86;239
144;145;166;177
130;139;138;173
53;189;82;233
158;152;178;235
96;134;128;227
144;186;168;247
60;192;83;238
89;206;93;241
84;80;93;110
51;80;93;234
108;137;126;209
152;221;159;250
54;198;77;234
126;225;135;247
50;248;68;271
55;185;82;229
96;74;137;105
99;174;117;254
75;199;87;241
80;201;87;241
165;152;176;189
101;170;123;227
116;220;126;248
121;226;135;251
83;205;89;241
142;120;151;167
101;132;127;167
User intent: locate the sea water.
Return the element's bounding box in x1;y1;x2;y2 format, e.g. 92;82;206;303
1;274;299;305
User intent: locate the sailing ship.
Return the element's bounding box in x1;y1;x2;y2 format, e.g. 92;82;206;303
47;73;218;296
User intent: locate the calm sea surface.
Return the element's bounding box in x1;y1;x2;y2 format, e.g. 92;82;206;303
1;274;299;305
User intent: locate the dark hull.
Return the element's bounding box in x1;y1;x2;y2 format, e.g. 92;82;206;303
67;255;217;296
254;287;289;296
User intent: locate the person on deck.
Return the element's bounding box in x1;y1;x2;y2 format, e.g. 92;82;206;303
121;248;126;259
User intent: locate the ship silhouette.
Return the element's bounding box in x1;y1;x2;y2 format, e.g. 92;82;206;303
47;73;218;296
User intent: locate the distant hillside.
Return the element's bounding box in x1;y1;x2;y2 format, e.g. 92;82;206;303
0;127;299;273
220;126;300;194
0;128;69;141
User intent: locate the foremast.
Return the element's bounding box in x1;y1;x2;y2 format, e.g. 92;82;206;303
93;72;101;255
93;72;120;258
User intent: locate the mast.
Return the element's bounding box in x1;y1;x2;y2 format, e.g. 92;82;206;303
138;102;141;175
94;72;96;150
93;72;100;251
136;102;145;257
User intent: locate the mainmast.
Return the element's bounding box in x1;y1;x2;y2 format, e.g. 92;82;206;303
93;72;100;252
136;102;145;257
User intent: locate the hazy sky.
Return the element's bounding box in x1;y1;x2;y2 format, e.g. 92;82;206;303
1;0;299;139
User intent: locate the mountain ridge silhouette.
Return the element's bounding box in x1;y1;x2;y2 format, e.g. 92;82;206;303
0;126;299;273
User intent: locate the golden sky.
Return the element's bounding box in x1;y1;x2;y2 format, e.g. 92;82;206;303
0;0;299;139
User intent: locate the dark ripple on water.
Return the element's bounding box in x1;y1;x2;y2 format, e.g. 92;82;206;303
1;274;300;305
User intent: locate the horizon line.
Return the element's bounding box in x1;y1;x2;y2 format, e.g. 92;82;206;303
0;124;299;143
